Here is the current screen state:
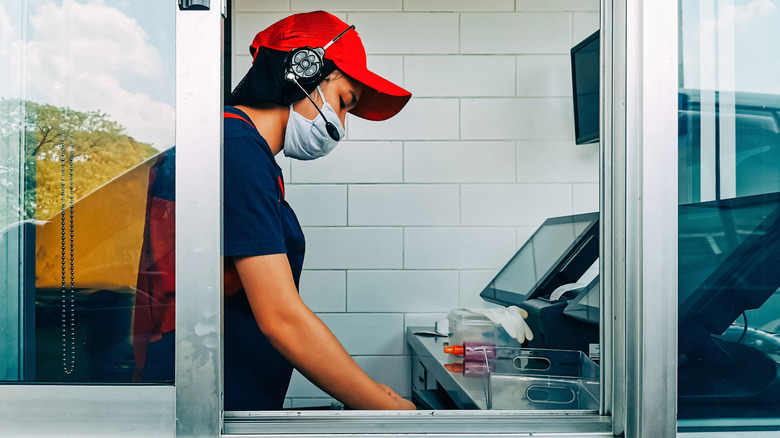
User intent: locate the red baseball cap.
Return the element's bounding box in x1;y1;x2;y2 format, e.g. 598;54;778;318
250;11;412;122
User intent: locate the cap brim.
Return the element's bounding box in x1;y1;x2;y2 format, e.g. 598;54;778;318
334;60;412;122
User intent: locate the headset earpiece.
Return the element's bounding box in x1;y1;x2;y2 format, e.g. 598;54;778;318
282;25;356;85
284;46;326;85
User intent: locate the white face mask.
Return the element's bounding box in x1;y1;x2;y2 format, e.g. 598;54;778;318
283;86;345;161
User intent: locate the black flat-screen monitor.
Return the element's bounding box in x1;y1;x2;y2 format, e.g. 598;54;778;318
480;212;599;307
571;30;600;145
678;191;780;354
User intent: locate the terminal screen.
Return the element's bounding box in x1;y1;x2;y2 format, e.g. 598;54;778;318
480;213;598;306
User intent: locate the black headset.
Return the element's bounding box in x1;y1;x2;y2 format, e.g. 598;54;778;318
283;25;356;141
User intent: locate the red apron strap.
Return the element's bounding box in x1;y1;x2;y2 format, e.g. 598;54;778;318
224;111;255;128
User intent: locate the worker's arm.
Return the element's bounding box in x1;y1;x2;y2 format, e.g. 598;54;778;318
233;253;415;410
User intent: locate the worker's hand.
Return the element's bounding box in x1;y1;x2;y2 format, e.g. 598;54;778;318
376;382;416;410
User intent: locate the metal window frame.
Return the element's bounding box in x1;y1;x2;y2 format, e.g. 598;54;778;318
0;0;686;436
607;0;680;437
175;2;224;437
0;3;224;437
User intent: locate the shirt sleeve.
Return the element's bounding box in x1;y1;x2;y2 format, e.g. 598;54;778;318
223;131;286;257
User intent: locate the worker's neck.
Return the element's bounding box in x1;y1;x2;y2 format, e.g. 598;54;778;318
233;104;288;156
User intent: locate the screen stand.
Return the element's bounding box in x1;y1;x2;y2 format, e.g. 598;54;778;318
678;336;780;418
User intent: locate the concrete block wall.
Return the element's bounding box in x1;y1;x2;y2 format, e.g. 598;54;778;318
232;0;600;409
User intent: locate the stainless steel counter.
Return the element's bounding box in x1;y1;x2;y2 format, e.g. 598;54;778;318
407;327;600;411
407;327;489;409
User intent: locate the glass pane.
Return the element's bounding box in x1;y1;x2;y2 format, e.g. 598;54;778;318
224;9;601;414
1;0;175;383
678;0;780;425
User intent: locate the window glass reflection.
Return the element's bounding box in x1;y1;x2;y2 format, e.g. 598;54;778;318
0;0;174;383
678;0;780;423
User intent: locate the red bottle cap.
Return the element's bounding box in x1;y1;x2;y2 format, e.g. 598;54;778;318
443;345;464;355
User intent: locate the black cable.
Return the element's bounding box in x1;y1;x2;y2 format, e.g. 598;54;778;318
736;312;748;343
287;76;340;141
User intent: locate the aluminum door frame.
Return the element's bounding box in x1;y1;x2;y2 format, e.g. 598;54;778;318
175;2;225;437
0;3;225;438
605;0;680;437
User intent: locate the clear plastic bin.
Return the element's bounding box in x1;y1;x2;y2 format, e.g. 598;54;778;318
447;309;522;348
480;347;599;410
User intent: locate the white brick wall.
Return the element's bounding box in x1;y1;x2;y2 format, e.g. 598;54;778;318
347;270;459;312
232;0;600;407
290;142;403;183
405;56;516;97
461;98;574;140
348;184;460;226
298;270;346;312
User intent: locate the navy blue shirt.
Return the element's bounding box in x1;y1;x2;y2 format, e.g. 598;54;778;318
223;106;305;411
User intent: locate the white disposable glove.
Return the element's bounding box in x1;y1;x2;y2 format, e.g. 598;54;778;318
467;306;534;343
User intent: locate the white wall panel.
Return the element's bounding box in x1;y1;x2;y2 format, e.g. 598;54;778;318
403;0;514;11
461;98;574;140
348;184;459;226
461;184;574;226
366;55;405;87
404;142;516;183
404;227;517;269
461;13;571;54
573;182;600;214
286;185;347;226
299;270;347;313
302;228;403;269
517;0;599;11
516;141;599;183
516;55;573;97
347;270;459;312
234;0;291;12
405;56;516;97
319;313;406;355
459;270;502;309
349;98;460;141
292;0;402;11
290;142;403;183
572;12;600;44
347;13;459;54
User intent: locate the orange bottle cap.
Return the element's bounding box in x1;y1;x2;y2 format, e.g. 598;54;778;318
444;362;464;373
443;345;464;355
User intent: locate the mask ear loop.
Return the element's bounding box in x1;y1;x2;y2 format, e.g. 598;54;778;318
287;78;341;141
